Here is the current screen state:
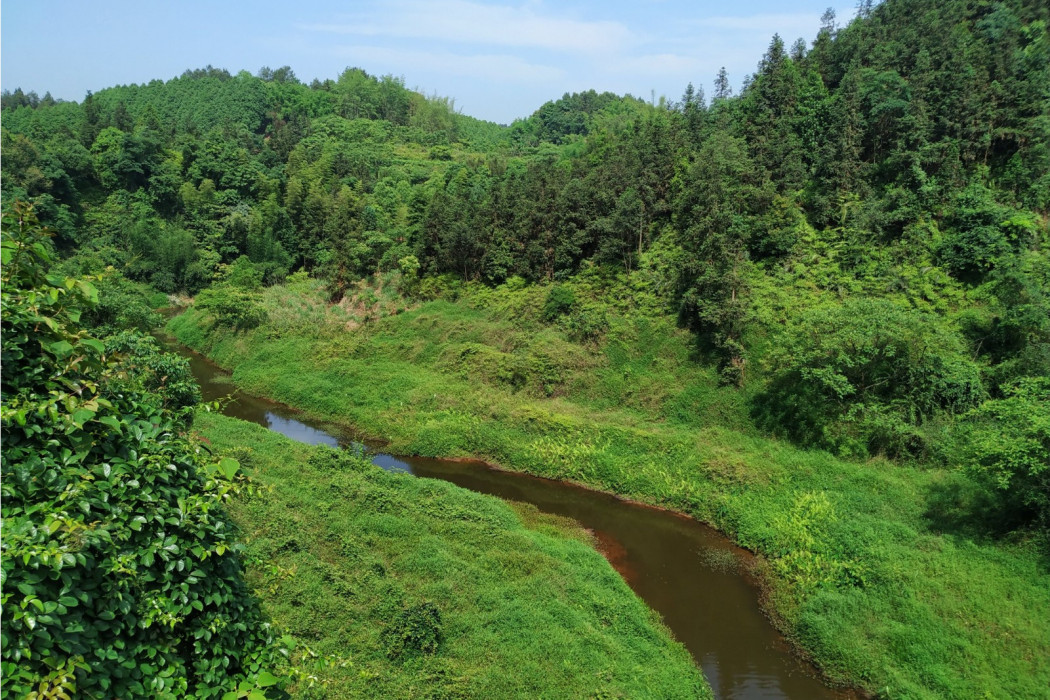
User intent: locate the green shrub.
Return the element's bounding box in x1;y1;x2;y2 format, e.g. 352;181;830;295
62;270;163;335
0;204;282;698
953;377;1050;530
768;492;865;594
223;255;264;290
754;298;985;458
307;445;373;472
105;330;202;410
936;186;1036;283
414;274;462;302
564;305;609;342
195;284;268;330
382;602;443;659
542;284;576;322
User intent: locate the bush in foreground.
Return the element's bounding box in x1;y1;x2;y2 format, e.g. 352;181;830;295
0;205;281;698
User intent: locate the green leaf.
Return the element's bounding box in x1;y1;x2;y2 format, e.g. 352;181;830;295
72;408;96;426
218;457;240;481
49;341;74;358
80;338;105;355
255;671;280;688
76;279;99;304
99;416;122;431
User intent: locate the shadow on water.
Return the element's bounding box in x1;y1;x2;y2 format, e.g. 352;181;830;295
164;335;855;700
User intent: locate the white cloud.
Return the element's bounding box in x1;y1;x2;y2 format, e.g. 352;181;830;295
616;53;701;76
689;7;854;39
329;45;565;84
301;0;634;54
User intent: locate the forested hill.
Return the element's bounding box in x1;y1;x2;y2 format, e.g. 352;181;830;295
2;0;1048;505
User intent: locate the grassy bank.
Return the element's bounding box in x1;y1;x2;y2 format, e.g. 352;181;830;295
171;278;1050;699
197;412;708;699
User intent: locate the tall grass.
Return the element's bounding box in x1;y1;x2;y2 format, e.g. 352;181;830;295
199;413;708;699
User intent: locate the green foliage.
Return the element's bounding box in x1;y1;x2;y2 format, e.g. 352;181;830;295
511;90;645;145
674;129;769;383
768;492;864;595
195;285;268;330
222;255;265;290
0;204;282;698
973;251;1050;389
936;185;1034;283
755;299;985;458
396;254;420;296
382;602;443;659
541;284;576;322
52;259;163;335
105;330;202;410
413;273;462;302
953;377;1050;529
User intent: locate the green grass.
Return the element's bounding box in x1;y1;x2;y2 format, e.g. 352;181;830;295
197;413;708;699
171;280;1050;699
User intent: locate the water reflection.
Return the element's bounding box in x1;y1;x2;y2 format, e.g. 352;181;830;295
370;453;414;473
263;413;339;447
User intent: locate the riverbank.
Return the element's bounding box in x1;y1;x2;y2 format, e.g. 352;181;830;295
197;412;709;699
170;278;1050;699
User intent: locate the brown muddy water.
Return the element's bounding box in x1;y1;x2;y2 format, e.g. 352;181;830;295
167;337;853;700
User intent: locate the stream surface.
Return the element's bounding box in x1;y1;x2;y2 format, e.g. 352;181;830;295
167;337;851;700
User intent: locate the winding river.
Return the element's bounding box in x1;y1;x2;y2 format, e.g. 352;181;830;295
167;337;853;700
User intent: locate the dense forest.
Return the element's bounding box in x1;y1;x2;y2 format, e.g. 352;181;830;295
3;0;1049;697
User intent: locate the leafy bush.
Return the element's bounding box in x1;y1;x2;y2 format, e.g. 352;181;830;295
754;299;985;458
542;284;576;322
441;343;527;392
563;305;609;343
382;602;443;659
52;260;162;335
223;255;265;290
195;285;268;330
977;253;1050;390
414;274;462;302
104;330;202;410
936;185;1037;283
307;445;372;472
0;205;282;698
768;492;865;594
953;377;1050;530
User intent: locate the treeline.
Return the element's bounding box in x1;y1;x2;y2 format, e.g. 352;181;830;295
2;0;1048;526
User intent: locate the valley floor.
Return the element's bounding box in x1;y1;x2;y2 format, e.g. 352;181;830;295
171;278;1050;699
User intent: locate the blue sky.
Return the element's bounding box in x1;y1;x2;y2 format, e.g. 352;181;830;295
2;1;853;124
